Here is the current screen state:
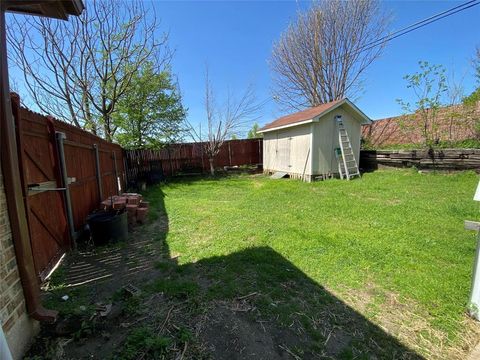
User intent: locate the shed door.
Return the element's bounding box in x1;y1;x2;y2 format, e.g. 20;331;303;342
276;134;291;171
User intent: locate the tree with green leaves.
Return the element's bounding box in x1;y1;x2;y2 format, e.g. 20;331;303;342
397;61;447;148
113;63;186;149
247;123;263;139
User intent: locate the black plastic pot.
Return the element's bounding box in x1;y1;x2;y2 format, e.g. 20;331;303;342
87;210;128;246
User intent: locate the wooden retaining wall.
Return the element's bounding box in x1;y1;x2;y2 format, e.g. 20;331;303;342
360;149;480;172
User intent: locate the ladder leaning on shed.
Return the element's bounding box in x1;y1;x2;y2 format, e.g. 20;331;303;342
335;115;360;180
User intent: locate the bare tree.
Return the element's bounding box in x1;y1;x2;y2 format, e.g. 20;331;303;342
7;0;171;140
189;68;262;176
463;46;480;138
445;69;466;142
270;0;390;110
8;16;86;128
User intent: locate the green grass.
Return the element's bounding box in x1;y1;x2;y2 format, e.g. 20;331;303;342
145;169;479;356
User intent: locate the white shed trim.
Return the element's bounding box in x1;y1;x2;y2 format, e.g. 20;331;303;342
341;99;371;124
258;119;315;133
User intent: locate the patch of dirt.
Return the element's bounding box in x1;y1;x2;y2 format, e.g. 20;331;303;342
199;303;314;360
324;328;351;357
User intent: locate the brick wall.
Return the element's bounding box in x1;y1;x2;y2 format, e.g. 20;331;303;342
0;160;37;358
361;103;480;148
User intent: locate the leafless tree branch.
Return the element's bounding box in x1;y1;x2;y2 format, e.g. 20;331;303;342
6;0;171;141
188;66;262;175
270;0;390;111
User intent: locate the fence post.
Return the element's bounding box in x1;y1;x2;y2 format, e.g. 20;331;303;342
56;132;76;248
112;150;120;195
123;151;129;191
93;144;103;201
258;139;261;164
200;143;205;173
167;146;173;177
228;141;232;166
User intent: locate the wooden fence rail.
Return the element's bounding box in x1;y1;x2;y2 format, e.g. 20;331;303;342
124;138;263;186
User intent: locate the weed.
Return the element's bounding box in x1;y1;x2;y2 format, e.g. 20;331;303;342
149;278;198;299
177;326;193;342
154;261;173;271
115;326;171;360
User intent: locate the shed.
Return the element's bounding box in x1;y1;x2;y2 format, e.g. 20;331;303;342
258;99;371;182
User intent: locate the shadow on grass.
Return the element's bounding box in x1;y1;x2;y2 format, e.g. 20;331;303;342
37;183;424;359
167;246;424;359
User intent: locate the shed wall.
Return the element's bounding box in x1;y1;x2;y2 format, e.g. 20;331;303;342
263;124;312;177
311;107;361;176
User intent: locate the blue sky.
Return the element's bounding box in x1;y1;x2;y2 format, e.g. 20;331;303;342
7;1;480;135
152;0;480;131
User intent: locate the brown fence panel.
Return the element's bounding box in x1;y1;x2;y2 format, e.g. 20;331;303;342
52;123;125;231
12;95;125;279
125;138;263;185
13;102;68;281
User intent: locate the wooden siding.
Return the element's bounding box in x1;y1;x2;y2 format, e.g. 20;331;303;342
263;124;312;176
312;106;361;176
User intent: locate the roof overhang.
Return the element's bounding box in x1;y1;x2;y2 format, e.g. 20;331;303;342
258;118;316;133
4;0;84;20
258;98;372;134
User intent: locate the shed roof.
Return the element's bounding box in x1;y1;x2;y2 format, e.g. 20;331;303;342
259;98;371;133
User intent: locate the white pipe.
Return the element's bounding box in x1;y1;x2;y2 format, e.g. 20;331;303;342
0;325;13;360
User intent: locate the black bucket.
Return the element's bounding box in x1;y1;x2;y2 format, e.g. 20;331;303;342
87;210;128;246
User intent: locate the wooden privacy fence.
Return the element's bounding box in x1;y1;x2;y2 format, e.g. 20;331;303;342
360;149;480;172
12;94;125;280
125;138;263;185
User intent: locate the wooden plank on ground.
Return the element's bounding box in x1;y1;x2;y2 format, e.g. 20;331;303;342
464;220;480;231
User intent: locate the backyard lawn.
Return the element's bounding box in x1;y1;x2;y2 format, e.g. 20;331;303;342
145;168;480;358
34;169;480;359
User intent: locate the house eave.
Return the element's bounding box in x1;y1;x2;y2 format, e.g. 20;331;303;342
4;0;84;20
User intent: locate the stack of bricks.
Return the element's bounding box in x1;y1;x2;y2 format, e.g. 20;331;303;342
100;193;149;226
